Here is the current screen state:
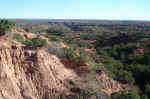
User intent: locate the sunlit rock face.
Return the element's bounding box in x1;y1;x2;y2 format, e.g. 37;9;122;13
0;45;79;99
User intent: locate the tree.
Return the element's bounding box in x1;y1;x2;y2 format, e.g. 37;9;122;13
13;34;24;42
0;20;15;36
31;37;47;47
141;95;149;99
116;70;135;84
62;48;78;61
23;37;47;47
125;64;150;86
111;90;140;99
145;84;150;98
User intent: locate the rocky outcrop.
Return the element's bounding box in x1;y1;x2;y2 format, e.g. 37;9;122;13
96;71;122;95
0;45;79;99
0;36;122;99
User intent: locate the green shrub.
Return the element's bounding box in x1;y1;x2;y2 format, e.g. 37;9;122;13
23;37;47;47
141;95;149;99
76;41;90;47
13;34;24;42
46;35;61;41
0;20;15;36
145;84;150;98
78;49;90;62
111;90;140;99
31;37;47;47
103;56;124;72
115;70;135;84
101;56;124;78
62;48;78;61
23;40;34;46
93;54;102;63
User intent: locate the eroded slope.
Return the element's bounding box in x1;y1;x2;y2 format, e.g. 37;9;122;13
0;45;79;99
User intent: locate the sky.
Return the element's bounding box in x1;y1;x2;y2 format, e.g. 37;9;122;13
0;0;150;20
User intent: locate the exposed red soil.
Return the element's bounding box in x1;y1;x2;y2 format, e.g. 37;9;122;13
60;59;89;74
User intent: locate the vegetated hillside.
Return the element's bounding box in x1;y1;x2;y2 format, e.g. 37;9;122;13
0;37;112;99
0;20;127;99
2;19;150;99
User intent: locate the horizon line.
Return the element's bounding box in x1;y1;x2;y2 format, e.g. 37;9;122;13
1;18;150;22
0;18;150;21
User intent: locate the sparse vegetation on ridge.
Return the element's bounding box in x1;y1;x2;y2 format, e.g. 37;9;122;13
4;19;150;98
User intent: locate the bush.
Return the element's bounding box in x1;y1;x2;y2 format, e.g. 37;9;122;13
76;41;90;47
145;84;150;98
62;48;79;61
78;49;90;62
93;54;102;63
115;70;135;84
141;95;149;99
13;34;24;42
125;64;150;86
0;20;15;36
46;35;61;41
47;47;78;61
46;24;71;34
31;37;47;47
101;56;124;78
23;37;47;47
23;40;34;46
103;56;124;72
111;90;140;99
